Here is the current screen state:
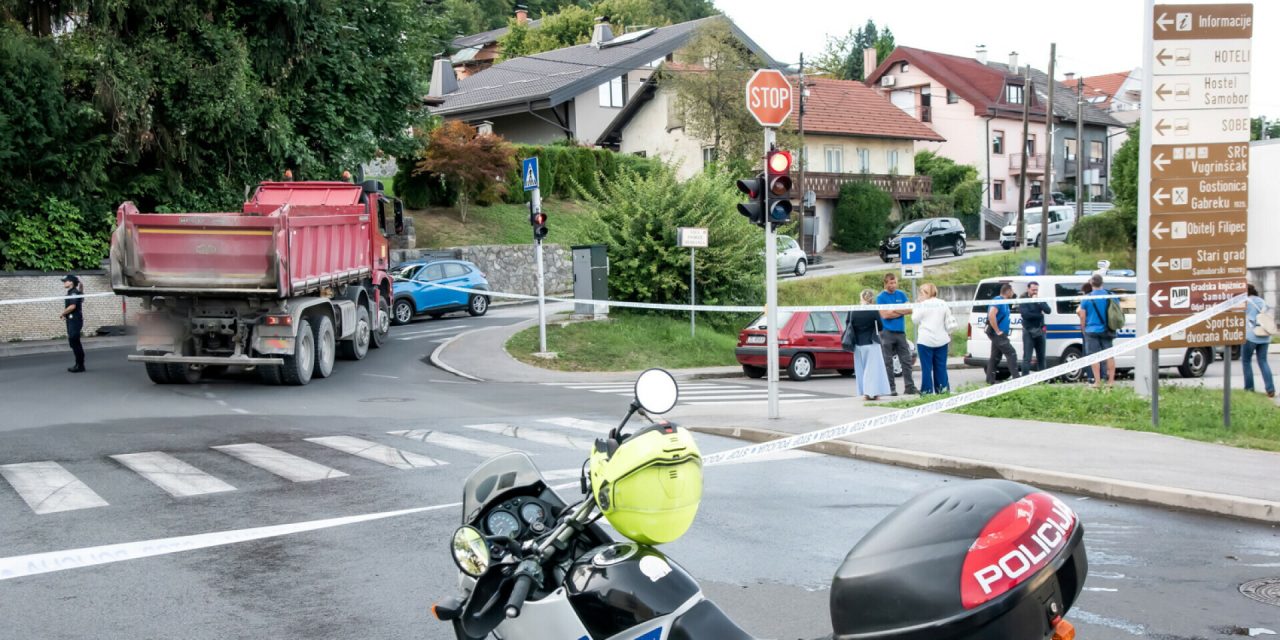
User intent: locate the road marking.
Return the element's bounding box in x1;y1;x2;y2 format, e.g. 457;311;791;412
684;398;819;406
387;430;520;459
212;443;348;483
0;462;110;514
0;502;459;582
395;326;461;337
678;393;815;401
110;452;236;497
537;417;612;434
362;373;400;379
231;408;250;415
304;436;446;470
678;388;813;396
556;383;724;391
462;423;596;451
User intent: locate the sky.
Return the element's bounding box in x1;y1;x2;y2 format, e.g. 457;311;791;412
716;0;1279;119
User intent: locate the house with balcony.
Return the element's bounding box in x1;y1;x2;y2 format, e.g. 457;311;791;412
866;46;1123;229
597;76;943;252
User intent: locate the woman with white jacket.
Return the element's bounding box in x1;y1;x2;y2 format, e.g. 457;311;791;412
913;283;955;394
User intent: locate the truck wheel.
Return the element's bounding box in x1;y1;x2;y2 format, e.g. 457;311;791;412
392;298;415;326
370;297;390;349
166;342;202;384
256;359;283;385
338;305;370;361
280;318;315;386
467;294;489;317
312;314;336;379
144;352;173;384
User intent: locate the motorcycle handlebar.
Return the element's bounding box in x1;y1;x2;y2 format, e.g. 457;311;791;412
504;574;534;618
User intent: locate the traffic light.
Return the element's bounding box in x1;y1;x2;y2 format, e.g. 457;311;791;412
736;174;765;226
529;202;548;241
765;149;793;228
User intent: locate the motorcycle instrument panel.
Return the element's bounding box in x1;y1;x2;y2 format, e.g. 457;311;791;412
482;496;553;538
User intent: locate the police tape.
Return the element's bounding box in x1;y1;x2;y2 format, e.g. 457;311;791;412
414;280;1136;314
699;295;1245;467
0;292;115;306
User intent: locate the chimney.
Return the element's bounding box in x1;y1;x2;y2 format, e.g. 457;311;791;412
514;5;529;24
862;47;878;81
591;17;614;46
1008;51;1018;69
975;44;987;64
428;56;458;97
1064;72;1075;81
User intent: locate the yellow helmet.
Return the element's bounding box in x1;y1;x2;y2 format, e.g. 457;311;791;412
589;424;703;546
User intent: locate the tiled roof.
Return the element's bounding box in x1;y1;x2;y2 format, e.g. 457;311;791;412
793;77;944;141
1072;71;1131;107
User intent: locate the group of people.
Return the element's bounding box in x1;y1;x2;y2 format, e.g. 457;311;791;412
844;273;955;400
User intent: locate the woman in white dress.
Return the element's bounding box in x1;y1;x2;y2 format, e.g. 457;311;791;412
845;289;893;400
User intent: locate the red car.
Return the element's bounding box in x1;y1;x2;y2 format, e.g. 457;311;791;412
735;311;855;381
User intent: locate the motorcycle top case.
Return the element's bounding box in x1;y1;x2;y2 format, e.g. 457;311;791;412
830;479;1087;640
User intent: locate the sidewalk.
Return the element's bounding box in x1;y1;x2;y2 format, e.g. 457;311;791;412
0;335;133;359
676;397;1280;524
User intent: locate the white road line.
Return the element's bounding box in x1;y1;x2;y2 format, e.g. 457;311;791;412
387;430;520;459
684;398;818;406
679;393;815;401
361;373;400;380
110;452;236;497
231;408;250;415
563;384;724;391
462;423;596;451
395;326;461;337
396;330;462;341
212;444;348;483
0;462;110;514
536;417;612;434
304;436;446;470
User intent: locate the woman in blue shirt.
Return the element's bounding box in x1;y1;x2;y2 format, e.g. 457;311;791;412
1243;284;1275;398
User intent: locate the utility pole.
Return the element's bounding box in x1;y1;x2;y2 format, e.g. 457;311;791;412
1016;65;1032;249
797;52;809;254
1041;43;1055;274
1076;76;1085;223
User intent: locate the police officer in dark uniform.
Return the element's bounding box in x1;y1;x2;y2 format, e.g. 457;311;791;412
60;274;86;372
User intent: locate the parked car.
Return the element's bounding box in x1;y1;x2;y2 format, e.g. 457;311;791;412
391;259;490;324
1025;191;1066;208
879;217;967;263
1000;206;1076;249
735;311;911;381
777;235;809;276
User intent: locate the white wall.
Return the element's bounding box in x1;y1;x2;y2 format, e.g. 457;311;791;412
617;86;709;180
572;67;653;146
1248;140;1280;268
803;134;916;175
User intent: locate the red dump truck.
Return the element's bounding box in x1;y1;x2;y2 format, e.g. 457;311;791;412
110;180;404;385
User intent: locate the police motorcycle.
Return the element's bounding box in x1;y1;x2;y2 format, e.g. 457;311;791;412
433;369;1088;640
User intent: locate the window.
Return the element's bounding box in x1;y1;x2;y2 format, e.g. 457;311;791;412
395;264;422;280
992;130;1005;155
1025;134;1036;156
701;146;718;166
419;264;445;281
857;148;871;173
1005;83;1024;104
806;312;840;334
1090;140;1104;163
824;146;843;172
947;89;960;104
1064;138;1077;162
920;87;932;123
900;62;910;73
598;75;627;108
443;263;469;278
993;180;1005;201
887;149;900;173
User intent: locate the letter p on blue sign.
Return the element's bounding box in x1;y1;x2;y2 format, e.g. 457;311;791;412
901;236;923;279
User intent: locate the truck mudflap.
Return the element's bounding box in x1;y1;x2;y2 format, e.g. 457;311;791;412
128;354;284;367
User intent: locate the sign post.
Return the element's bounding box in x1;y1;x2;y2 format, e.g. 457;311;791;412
745;69;794;420
523;157;548;355
678;227;709;337
1138;2;1252;428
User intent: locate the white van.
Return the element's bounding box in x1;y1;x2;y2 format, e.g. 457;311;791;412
1000;206;1076;250
964;273;1211;380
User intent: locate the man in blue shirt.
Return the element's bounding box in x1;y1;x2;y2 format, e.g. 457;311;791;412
1077;274;1116;389
877;273;917;396
985;283;1020;384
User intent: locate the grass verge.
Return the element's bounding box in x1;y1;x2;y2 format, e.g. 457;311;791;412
880;384;1280;451
507;313;739;372
410;198;596;248
779;244;1135;308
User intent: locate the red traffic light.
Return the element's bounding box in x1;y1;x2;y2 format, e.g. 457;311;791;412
767;150;792;175
532;212;547;226
736;178;761;198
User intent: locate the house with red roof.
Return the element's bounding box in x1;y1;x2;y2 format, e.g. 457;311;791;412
598;75;944;251
866;46;1123;226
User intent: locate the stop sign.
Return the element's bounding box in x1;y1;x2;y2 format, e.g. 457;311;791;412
744;69;793;128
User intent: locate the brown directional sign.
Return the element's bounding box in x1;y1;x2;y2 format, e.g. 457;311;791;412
1153;4;1253;40
1148;210;1248;249
1149;312;1246;349
1148;278;1247;316
1150;142;1249;178
1150;176;1247;214
1148;245;1247;283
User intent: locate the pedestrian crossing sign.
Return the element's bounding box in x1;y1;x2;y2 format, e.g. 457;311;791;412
522;157;539;192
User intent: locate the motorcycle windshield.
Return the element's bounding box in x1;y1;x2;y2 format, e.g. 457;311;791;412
461;452;548;523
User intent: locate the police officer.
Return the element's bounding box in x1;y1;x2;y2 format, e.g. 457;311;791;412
60;275;86;372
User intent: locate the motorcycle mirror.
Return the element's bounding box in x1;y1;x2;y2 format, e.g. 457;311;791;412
451;525;491;578
633;368;679;415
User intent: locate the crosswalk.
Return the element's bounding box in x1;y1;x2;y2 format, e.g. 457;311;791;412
0;418;615;516
539;381;828;405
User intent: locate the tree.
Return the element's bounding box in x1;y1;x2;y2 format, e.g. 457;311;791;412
832;181;893;252
667;20;763;170
499;4;593;60
914;151;978;195
418;121;516;221
1110;123;1140;210
1252;117;1279;141
811;19;895;81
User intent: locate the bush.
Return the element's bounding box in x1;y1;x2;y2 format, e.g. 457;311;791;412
1068;206;1136;254
394;155;455;209
2;197;105;271
582;168;761;308
832;181;893;252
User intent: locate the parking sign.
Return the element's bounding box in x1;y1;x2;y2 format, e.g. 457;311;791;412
900;236;924;279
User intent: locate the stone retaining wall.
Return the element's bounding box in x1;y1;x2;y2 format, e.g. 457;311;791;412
392;244;573;296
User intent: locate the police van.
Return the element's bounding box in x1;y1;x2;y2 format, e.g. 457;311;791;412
964;272;1211;381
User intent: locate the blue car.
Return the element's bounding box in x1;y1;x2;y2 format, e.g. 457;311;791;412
391;260;491;325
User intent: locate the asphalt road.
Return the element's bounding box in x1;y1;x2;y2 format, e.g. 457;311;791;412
1;312;1277;639
793;239;1004;282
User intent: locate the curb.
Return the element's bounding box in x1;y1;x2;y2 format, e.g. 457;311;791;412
428;328;488;382
0;336;134;359
690;425;1280;525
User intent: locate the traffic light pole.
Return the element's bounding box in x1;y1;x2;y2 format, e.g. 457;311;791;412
764;128;780;419
532;187;548;355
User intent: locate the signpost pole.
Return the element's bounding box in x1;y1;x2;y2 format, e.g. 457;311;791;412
1224;349;1232;428
1136;0;1156;399
533;186;547;355
690;247;696;338
765;127;780;420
